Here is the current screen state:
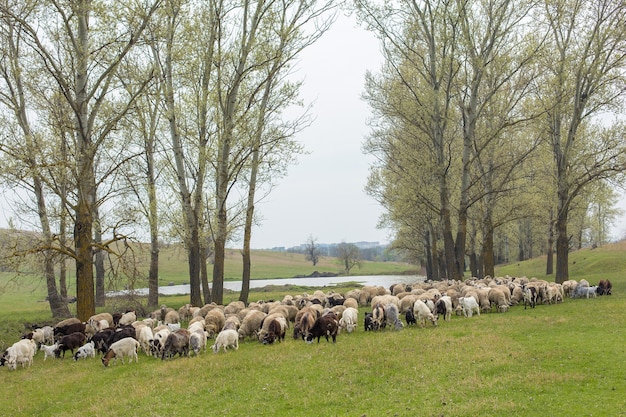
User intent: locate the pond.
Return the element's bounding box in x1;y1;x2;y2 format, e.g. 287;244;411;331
108;274;426;297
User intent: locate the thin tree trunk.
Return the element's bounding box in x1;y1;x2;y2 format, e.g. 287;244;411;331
94;207;105;307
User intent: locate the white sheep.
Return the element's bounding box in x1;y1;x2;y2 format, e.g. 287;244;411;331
138;326;154;356
40;343;59;361
413;300;438;327
6;339;37;370
190;330;208;356
118;311;137;326
459;296;481;318
212;329;239;353
102;337;140;366
73;341;96;361
338;307;358;333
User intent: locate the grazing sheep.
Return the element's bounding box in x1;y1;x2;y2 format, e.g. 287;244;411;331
523;286;538;309
364;312;374;331
342;297;359;310
41;343;59;361
338;307;358;333
55;332;87;358
597;279;612;296
487;288;509;313
164;310;180;325
102;337;140;367
371;303;386;330
413;300;438;327
6;339;37;370
73;341;96;361
118;311;137;326
306;313;339;343
434;296;453;320
238;310;267;340
459;296;481;317
138;326;154;356
161;329;191;360
384;303;403;330
190;330;208;355
151;328;171;358
204;308;226;338
258;313;288;343
90;329;115;355
293;308;318;340
405;309;417;326
212;329;239;353
261;318;287;345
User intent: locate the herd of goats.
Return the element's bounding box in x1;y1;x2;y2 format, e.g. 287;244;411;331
0;275;613;370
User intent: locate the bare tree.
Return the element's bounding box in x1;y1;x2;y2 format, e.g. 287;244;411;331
304;235;321;266
336;242;361;275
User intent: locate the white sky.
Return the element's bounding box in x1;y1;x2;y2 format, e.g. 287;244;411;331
248;13;391;249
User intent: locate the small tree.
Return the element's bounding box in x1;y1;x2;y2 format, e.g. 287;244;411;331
336;242;362;275
304;235;320;266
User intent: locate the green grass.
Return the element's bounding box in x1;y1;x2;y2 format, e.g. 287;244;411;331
1;242;626;416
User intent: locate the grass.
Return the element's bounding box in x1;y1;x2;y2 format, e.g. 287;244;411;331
1;243;626;416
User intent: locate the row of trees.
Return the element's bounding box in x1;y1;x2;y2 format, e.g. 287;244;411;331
0;0;336;319
356;0;626;282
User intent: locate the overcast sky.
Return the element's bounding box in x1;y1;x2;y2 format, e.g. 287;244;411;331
247;13;389;249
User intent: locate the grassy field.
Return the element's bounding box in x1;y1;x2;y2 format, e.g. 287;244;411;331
1;243;625;416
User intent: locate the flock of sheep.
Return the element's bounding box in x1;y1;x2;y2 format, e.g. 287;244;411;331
1;275;611;371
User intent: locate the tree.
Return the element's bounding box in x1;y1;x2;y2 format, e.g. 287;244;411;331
535;0;626;282
336;242;361;275
0;1;162;320
304;235;321;266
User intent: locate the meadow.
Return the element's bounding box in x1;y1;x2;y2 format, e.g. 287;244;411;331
1;243;625;416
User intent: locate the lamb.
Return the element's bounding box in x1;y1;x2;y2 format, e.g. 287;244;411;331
413;300;438;327
459;296;481;317
338;307;358;333
73;341;96;361
41;343;59;361
102;337;140;366
212;329;239;353
6;339;37;370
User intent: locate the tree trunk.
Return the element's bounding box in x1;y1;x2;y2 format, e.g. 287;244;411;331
201;246;211;305
94;207;105;307
424;229;434;281
75;201;95;321
188;228;203;307
481;227;495;278
555;207;569;283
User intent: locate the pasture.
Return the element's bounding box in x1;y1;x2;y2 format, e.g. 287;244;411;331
1;243;626;416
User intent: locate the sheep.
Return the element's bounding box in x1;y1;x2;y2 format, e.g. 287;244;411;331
523;286;538;309
88;312;114;329
338;307;358;333
384;303;403;330
90;329;115;355
413;300;438;327
257;313;288;343
166;322;181;332
261;318;287;345
164;310;180;325
487;288;509;313
151;328;171;358
204;308;226;338
102;337;140;367
54;317;81;328
293;308;318;340
342;297;359;310
190;330;208;355
212;329;239;353
118;311;137;326
238;310;267;340
55;332;87;358
41;343;59;361
306;313;339;343
435;295;453;320
73;341;96;361
6;339;37;370
459;296;481;317
405;309;417;326
138;326;154;356
31;326;54;347
178;304;193;321
161;329;191;360
54;322;86;340
224;301;246;316
371;303;386;330
223;315;240;331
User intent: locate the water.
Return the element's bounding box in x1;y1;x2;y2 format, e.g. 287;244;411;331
108;274;425;297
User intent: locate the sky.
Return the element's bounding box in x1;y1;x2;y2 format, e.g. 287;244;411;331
247;13;391;249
